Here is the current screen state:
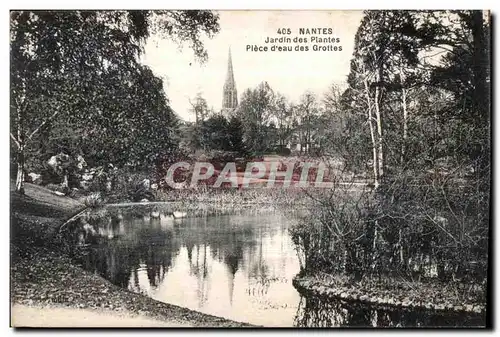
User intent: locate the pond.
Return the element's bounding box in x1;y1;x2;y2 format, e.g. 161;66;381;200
68;205;485;327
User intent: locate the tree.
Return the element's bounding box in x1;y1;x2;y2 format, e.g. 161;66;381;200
227;116;246;155
236;82;275;153
296;91;319;155
344;10;421;186
418;11;490;175
189;92;210;124
272;93;295;148
10;10;220;193
200;114;230;151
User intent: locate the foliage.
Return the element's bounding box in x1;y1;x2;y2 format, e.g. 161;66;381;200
236;82;275;153
292;10;490;295
10;10;220;192
81;192;105;208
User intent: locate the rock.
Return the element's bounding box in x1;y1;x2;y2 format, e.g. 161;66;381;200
27;172;43;185
140;198;150;202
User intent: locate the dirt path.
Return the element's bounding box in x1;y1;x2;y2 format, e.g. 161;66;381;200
11;304;192;328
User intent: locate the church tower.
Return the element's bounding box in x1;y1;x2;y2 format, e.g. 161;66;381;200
222;47;238;115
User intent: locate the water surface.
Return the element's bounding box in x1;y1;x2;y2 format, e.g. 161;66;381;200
71;205;485;327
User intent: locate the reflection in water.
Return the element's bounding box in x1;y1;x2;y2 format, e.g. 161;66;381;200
68;206;485;327
294;295;485;327
72;207;300;326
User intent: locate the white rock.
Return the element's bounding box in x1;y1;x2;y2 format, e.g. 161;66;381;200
28;172;42;185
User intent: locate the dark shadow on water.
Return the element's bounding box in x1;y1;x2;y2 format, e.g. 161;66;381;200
293;293;486;327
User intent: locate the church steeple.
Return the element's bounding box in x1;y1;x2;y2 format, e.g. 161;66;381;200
222;47;238;113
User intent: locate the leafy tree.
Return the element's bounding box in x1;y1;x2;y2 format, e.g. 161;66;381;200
10;10;220;193
200;114;230;151
189;92;210;124
227;116;246;155
236;82;275;153
301;10;491;285
419;11;490;176
295;91;320;155
272;93;295;148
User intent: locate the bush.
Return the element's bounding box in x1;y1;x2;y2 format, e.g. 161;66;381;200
290;176;489;285
80;192;105;208
289;187;372;278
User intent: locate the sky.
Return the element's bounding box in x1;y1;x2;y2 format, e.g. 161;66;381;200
141;10;363;121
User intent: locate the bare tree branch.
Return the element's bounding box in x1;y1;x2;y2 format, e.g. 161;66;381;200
10;133;20;149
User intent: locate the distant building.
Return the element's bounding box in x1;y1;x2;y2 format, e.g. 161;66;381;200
221;48;238;116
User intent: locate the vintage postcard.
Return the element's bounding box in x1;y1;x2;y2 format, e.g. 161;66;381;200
10;10;491;328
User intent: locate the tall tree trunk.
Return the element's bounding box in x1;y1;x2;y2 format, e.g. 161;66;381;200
400;67;409;166
15;106;26;194
374;66;384;181
364;77;379;188
15;144;25;194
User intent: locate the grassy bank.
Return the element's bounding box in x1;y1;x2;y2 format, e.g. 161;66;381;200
10;182;253;327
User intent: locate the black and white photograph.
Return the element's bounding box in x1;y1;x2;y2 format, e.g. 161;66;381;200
9;9;491;328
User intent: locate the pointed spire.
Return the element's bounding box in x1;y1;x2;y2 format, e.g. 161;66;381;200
225;47;235;89
222;47;238;111
226;47;234;85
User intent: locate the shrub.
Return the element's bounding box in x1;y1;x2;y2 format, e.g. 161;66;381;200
80;192;105;208
290;176;489;285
